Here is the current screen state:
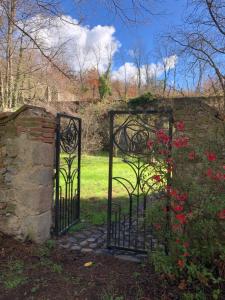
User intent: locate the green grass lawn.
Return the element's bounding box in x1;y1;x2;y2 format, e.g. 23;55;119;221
78;152;134;227
60;152;158;230
80;152;135;200
61;152;134;230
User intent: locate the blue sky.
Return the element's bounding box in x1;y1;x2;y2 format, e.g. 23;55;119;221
61;0;186;67
33;0;192;87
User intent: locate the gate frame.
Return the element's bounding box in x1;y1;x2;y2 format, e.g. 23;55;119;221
107;109;173;253
54;113;82;236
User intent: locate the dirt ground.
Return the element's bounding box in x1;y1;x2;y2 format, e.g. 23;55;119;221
0;234;182;300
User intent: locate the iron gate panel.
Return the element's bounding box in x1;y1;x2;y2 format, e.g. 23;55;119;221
54;113;81;235
107;109;173;253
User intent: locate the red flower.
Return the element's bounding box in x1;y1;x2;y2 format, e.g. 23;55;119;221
176;193;188;202
206;168;213;178
156;129;170;144
152;175;162;182
223;165;225;170
176;214;187;224
183;252;190;257
183;242;189;248
153;223;161;230
218;209;225;220
175;121;185;131
173;205;184;212
177;259;185;269
173;136;189;148
205;152;217;162
147;139;154;150
188;151;196;160
214;172;224;181
167;187;178;198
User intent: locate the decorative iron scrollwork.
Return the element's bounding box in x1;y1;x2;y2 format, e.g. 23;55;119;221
114;116;154;157
107;110;173;253
54;114;81;236
60;119;79;154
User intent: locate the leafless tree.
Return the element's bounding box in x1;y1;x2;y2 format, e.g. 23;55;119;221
74;0;156;24
130;42;145;95
0;0;156;109
167;0;225;105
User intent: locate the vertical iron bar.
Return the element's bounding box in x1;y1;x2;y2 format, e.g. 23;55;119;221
77;118;82;220
165;111;173;255
55;114;61;235
143;195;147;250
128;195;132;247
115;211;118;245
70;174;72;226
65;179;68;230
136;159;141;250
118;206;121;247
59;186;62;233
107;111;114;248
123;215;126;247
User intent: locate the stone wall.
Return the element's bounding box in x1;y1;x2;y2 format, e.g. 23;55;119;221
142;98;225;190
0;105;55;243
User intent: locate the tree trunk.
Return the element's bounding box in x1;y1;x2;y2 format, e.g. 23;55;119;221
5;0;17;109
12;34;24;108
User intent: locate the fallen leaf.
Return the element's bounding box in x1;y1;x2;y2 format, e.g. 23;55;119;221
84;261;93;267
178;280;187;290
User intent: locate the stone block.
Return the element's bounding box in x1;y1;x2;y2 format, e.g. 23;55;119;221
16;186;53;214
18;167;54;187
0;215;22;240
32;143;54;167
6;139;18;158
0;202;7;210
24;210;52;243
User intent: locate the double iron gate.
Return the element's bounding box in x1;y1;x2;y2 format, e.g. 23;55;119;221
54;110;173;254
54;113;81;235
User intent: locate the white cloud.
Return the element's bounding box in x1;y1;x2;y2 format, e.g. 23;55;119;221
24;15;121;73
111;62;138;82
163;55;177;70
22;15;177;81
112;55;178;83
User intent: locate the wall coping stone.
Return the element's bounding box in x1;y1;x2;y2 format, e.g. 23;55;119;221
0;105;54;125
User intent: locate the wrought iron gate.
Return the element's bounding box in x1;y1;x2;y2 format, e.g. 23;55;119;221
54;113;81;235
107;109;173;253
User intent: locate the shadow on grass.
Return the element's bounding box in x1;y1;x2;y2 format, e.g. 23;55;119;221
68;196;129;233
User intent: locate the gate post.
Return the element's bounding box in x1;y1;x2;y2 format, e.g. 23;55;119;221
0;105;55;243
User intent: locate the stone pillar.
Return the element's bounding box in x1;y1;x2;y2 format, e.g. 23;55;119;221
0;105;55;243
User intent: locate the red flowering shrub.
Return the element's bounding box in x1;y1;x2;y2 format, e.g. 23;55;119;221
205;151;217;162
175;121;185;132
147;120;225;298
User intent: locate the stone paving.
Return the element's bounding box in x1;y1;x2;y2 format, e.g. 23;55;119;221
57;224;148;263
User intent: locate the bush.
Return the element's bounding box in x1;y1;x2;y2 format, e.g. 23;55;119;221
77;99;124;153
147;120;225;299
127;92;156;109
